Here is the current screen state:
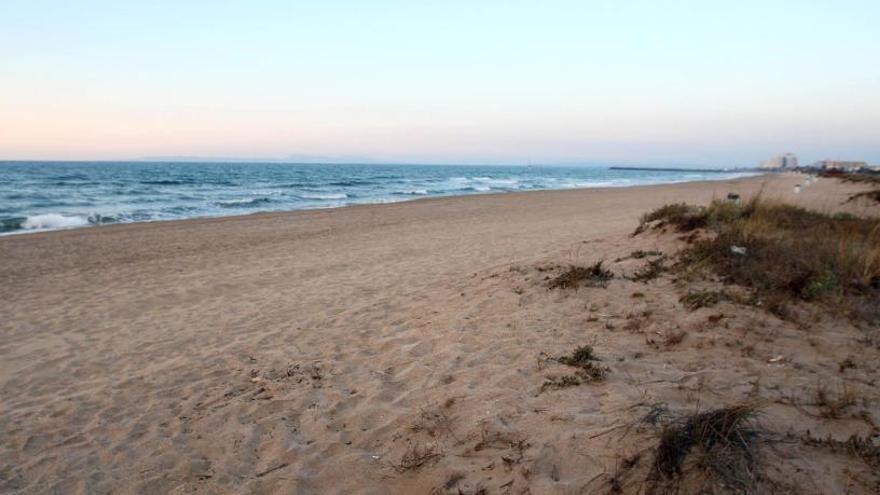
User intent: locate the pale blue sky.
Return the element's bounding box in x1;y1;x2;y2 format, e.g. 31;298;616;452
1;0;878;165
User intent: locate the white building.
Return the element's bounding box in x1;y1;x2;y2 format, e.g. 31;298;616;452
759;153;798;169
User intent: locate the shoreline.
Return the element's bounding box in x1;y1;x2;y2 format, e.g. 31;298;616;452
1;172;765;238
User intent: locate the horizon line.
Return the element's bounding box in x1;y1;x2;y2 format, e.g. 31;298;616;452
0;158;758;169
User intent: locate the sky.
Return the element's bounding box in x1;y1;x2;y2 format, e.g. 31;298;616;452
1;0;878;166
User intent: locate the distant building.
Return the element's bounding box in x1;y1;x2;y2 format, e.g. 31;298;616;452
814;159;868;171
759;153;798;169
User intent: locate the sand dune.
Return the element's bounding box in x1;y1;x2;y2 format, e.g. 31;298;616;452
2;174;878;494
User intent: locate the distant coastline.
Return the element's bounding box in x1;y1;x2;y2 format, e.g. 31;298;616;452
610;166;763;173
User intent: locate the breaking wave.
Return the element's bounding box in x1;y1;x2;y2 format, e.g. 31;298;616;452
214;197;274;208
298;193;349;200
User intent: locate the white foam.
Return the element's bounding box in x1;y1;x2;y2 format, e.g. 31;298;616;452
22;214;89;230
400;189;428;195
300;193;348;200
483;178;519;186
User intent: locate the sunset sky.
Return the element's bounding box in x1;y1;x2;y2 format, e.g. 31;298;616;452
1;0;878;165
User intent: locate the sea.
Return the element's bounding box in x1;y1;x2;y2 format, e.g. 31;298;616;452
0;161;755;235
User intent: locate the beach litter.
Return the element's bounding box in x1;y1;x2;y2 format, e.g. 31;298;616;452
730;246;747;256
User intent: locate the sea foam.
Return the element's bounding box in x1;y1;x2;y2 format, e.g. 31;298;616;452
22;214;89;230
299;193;348;200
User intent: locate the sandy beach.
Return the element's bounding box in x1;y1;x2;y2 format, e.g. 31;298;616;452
2;174;879;494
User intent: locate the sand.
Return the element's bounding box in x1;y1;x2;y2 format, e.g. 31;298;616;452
1;173;879;494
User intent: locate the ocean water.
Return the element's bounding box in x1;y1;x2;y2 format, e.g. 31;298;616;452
0;162;753;234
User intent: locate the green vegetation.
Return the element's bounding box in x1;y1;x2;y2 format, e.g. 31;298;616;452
644;197;880;324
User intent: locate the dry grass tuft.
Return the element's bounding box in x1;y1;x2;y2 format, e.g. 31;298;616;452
393;442;443;472
801;431;880;468
617;249;664;261
661;197;880;324
636;203;709;234
556;345;598;367
650;404;761;493
814;383;857;419
541;345;608;392
540;374;584;392
547;261;613;290
679;290;726;310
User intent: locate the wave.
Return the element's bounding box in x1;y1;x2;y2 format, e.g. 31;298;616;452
479;178;519;186
51;181;102;187
140;179;192;185
142;179;238;186
327;180;377;187
214;197;274;208
299;193;348;200
1;164;763;235
0;212;136;233
2;214;90;232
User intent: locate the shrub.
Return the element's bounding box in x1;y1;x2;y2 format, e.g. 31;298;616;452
650;405;760;492
636;203;708;233
541;345;607;392
678;198;880;323
547;261;613;289
556;345;598;367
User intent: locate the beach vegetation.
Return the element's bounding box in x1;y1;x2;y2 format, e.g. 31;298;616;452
546;261;613;290
616;249;663;261
812;382;857;419
630;256;668;283
637;203;708;233
556;344;598;367
644;197;880;324
649;404;761;493
679;290;726;310
800;431;880;469
392;442;443;472
541;345;607;392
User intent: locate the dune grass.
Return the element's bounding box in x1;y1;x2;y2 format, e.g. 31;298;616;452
650;405;761;493
642;197;880;324
547;261;613;290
